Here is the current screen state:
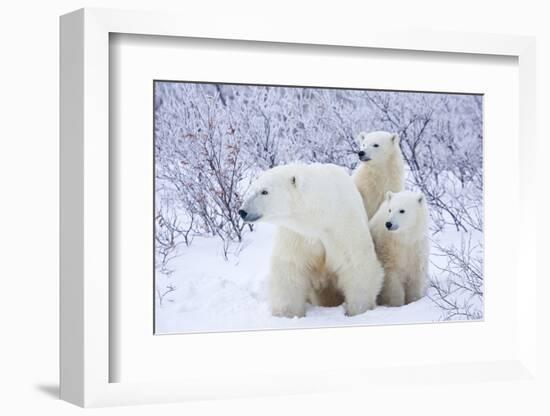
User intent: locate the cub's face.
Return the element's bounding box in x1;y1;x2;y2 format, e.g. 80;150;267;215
357;131;399;163
383;191;425;233
238;168;300;225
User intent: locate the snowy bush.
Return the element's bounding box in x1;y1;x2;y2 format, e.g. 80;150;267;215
155;83;252;259
429;236;484;320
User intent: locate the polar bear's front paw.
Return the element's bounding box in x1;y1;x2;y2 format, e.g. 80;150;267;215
378;279;405;307
271;304;306;319
344;300;374;317
378;291;405;307
405;286;425;305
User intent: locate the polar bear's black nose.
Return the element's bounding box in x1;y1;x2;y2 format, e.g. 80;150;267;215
357;151;365;158
385;221;392;230
238;209;248;219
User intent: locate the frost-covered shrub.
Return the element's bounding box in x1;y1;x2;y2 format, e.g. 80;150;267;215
155;83;251;259
429;236;484;320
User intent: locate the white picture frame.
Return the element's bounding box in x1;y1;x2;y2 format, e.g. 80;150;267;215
60;7;538;407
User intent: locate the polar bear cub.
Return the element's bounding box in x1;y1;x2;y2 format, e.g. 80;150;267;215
353;131;405;220
370;190;429;306
239;163;384;318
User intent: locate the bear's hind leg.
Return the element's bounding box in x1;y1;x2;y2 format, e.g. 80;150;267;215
313;284;345;307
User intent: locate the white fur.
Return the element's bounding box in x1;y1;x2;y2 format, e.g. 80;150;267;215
240;163;384;318
369;190;430;306
353;131;405;220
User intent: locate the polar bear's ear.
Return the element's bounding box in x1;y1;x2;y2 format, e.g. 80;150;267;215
386;191;393;201
391;133;400;145
417;193;424;204
356;132;366;144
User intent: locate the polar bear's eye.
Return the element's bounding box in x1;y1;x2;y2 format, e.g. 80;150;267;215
399;209;405;214
388;209;391;213
261;190;269;195
373;144;379;148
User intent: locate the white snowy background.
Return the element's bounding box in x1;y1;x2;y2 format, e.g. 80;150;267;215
154;82;483;334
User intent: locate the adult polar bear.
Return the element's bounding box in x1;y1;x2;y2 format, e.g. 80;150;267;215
239;163;384;318
353;131;405;220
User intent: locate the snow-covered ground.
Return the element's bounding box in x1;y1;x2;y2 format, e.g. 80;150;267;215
155;223;477;334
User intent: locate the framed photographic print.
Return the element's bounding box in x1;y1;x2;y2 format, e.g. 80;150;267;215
60;7;538;407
